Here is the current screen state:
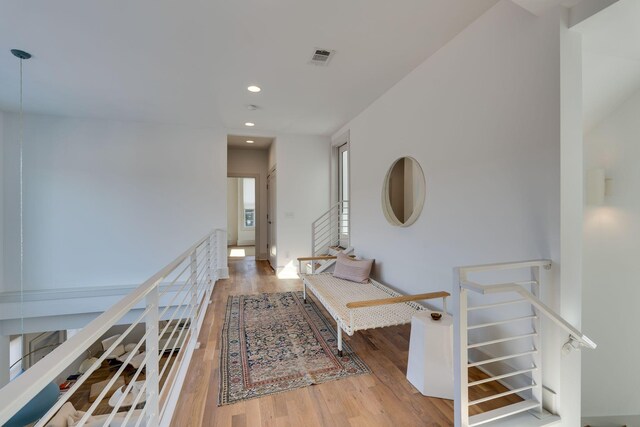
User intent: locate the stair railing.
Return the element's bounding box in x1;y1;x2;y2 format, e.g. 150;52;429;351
453;259;595;427
0;229;226;427
311;200;349;257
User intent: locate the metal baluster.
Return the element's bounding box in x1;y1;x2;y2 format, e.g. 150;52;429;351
144;287;160;426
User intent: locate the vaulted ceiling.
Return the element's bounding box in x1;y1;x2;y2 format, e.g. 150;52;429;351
0;0;498;135
576;0;640;132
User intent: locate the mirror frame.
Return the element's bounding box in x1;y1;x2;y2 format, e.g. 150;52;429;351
381;156;426;227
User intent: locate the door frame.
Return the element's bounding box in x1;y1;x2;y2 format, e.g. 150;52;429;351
266;167;277;270
330;130;350;205
227;173;261;258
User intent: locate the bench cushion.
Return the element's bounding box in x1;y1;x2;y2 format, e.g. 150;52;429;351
304;273;423;335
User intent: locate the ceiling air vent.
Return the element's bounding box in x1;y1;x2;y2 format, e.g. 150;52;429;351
309;48;335;66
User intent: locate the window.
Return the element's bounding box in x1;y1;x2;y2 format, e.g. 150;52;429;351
244;208;255;227
241;178;256;229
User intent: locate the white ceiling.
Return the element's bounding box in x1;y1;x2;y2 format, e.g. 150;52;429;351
575;0;640;132
0;0;498;136
227;135;273;150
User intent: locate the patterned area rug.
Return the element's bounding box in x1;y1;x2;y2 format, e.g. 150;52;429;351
219;291;370;405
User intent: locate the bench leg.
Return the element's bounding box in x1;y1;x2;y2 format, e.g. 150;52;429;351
303;282;307;303
337;323;343;357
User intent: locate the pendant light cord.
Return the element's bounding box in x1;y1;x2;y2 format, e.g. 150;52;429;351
19;57;25;347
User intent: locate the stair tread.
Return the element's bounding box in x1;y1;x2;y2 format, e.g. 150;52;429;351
469;400;559;427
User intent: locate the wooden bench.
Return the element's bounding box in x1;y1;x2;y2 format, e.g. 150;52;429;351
298;256;450;357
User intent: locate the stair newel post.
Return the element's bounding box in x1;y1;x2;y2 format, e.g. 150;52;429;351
453;267;469;427
144;285;160;426
529;265;544;418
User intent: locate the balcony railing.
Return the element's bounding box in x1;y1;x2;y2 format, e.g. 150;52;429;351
0;229;226;427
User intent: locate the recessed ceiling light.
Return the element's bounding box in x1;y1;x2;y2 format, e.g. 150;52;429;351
247;85;261;93
246;140;255;144
245;122;255;127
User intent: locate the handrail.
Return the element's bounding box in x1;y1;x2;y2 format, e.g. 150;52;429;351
458;259;552;273
0;229;224;426
454;259;595;426
346;291;450;309
461;279;596;349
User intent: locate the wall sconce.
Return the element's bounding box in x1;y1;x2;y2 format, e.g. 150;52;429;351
587;168;611;206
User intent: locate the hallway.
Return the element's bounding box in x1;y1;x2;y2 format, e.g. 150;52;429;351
171;257;515;426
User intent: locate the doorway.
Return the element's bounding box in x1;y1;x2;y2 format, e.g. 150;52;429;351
227;176;257;259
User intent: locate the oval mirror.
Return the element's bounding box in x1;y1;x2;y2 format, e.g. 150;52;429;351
381;156;426;227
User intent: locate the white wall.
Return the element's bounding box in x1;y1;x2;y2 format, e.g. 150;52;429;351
226;178;239;245
227;148;268;258
274;134;330;275
582;87;640;418
0;112;4;293
2;113;226;291
268;141;276;171
333;0;579;422
335;0;560;295
560;11;585;424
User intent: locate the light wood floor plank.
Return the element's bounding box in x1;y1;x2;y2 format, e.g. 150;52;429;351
172;256;518;426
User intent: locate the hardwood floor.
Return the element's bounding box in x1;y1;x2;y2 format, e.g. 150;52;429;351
172;258;520;426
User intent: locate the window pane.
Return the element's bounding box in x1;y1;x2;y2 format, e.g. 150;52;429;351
243;178;255;208
341;150;349;201
244;209;255;227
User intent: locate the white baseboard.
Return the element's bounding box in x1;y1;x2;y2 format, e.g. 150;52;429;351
582;414;640;426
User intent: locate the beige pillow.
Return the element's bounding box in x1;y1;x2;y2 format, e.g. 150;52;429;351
45;402;76;427
333;252;373;283
102;335;126;359
68;410;102;427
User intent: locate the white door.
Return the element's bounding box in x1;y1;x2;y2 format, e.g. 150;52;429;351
267;169;277;269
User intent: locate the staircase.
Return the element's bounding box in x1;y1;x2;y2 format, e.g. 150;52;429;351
310;200;350;273
453;260;596;427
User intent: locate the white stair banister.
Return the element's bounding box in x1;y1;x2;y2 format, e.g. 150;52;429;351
454;259;596;427
311;200;349;258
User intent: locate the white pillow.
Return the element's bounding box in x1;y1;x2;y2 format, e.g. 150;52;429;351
45;402;76;427
124;343;137;353
107;344;126;359
110;409;146;427
79;357;99;374
102;334;126;358
67;410;101;427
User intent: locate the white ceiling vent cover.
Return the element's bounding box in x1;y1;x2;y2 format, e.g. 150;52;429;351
309;48;335;66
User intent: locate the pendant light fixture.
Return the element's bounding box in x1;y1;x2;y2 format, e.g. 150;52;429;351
5;48;60;427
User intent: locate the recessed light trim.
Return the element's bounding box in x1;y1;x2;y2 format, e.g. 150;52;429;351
247;85;261;93
246;140;255;144
245;122;255;127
